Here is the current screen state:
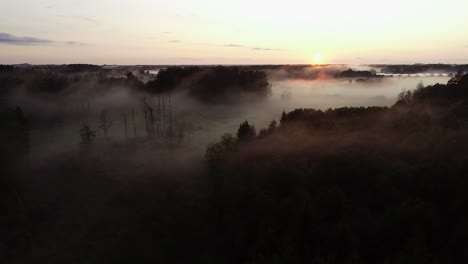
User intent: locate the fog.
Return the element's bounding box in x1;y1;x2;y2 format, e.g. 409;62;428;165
178;75;450;149
3;64;467;263
12;69;447;161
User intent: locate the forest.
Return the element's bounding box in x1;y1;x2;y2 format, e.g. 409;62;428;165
1;64;468;263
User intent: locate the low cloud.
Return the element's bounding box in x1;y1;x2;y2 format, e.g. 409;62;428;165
176;57;204;61
0;33;53;45
56;15;98;25
169;40;181;43
65;41;87;46
223;43;279;51
0;33;86;46
224;44;244;48
252;47;280;51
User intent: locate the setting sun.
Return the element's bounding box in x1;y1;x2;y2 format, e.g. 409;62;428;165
314;53;322;64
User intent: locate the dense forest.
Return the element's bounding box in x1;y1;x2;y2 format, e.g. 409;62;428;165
204;71;468;263
1;65;468;263
145;66;272;102
373;64;468;74
0;65;271;103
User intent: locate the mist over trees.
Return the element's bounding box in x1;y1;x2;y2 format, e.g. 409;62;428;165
1;64;468;263
145;66;272;102
375;64;468;74
338;68;376;79
202;72;468;263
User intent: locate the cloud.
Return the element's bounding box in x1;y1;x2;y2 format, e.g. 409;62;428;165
169;40;181;43
162;32;172;34
176;57;204;61
0;33;53;45
224;44;244;47
65;41;87;46
56;15;98;25
0;33;86;46
252;47;280;51
223;43;279;51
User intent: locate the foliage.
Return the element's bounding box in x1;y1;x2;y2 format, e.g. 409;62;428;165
98;110;113;139
4;70;468;263
237;120;257;142
338;68;376;78
200;73;468;263
145;66;272;102
375;64;468;74
206;133;237;166
80;121;96;144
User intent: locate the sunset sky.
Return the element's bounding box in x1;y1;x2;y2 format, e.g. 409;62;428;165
1;0;468;65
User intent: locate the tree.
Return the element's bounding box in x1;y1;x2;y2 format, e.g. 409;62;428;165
205;133;237;165
237;120;256;142
268;119;277;132
416;81;425;90
281;110;287;123
258;128;268;138
396;89;413;105
141;97;155;138
98;110;113;139
448;70;463;86
126;72;135;79
80;122;96;144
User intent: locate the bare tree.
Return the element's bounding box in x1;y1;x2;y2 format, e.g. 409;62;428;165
99;110;113;140
168;93;173;137
162;95;166;134
141;97;155;138
149;106;155;137
123;113;128;139
141;97;150;137
157;95;161;135
132;109;137;137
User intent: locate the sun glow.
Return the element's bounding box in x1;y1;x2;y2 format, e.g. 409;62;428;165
314;53;322;64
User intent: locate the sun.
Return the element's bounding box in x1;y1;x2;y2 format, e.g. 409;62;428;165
314;53;322;64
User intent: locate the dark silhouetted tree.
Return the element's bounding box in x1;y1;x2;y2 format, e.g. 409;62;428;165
237;121;256;142
132;109;137;137
448;69;464;86
80;122;96;144
126;72;135;79
205;133;237;166
98;110;112;139
141;97;153;138
268;119;277;132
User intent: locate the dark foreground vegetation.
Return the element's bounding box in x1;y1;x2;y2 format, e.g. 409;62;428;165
1;66;468;263
205;71;468;263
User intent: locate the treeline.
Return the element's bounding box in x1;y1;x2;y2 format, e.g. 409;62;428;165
0;69;144;96
145;66;272;102
0;65;271;103
375;64;468;74
338;68;376;79
201;73;468;263
4;67;468;263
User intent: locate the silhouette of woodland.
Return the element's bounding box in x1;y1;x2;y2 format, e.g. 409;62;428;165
1;64;468;263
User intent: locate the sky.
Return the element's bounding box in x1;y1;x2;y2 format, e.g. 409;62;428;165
1;0;468;65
